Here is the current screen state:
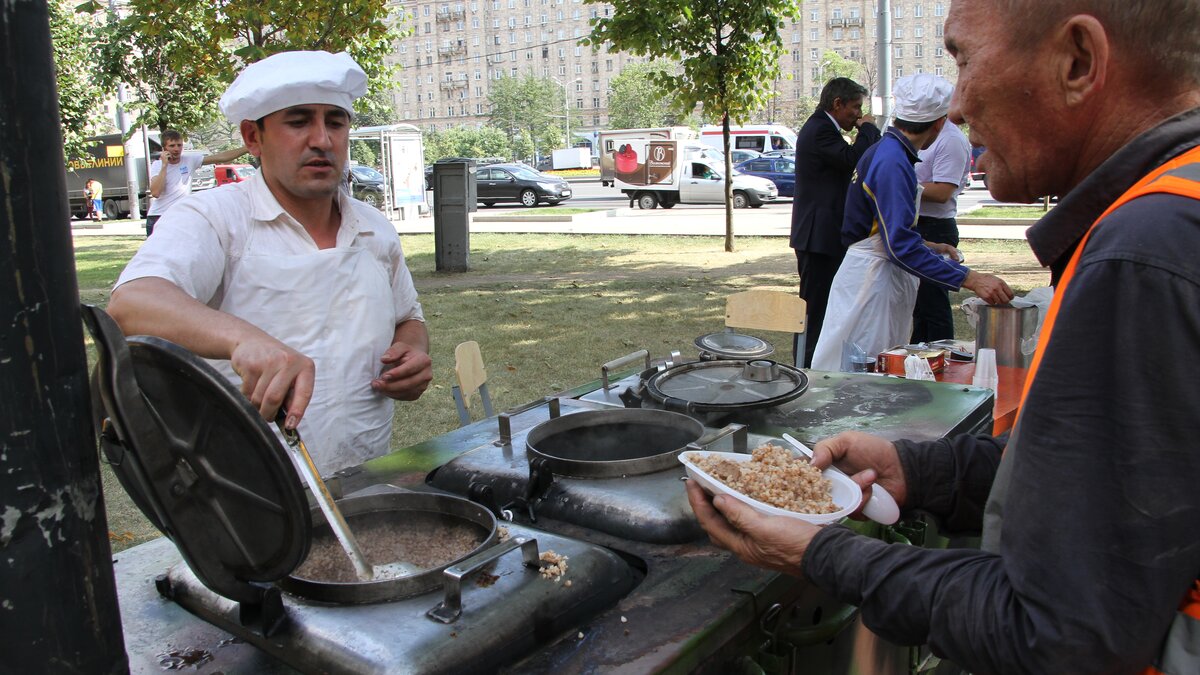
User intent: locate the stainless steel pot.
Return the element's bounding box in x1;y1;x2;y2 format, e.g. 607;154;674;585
526;408;742;479
279;491;500;605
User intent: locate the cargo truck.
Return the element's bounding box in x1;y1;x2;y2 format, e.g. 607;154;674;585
613;139;778;209
597;126;698;186
64;131;160;220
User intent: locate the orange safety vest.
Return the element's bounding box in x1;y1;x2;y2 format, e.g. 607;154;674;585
1015;144;1200;675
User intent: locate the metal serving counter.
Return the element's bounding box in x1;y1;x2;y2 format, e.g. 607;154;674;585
112;368;993;674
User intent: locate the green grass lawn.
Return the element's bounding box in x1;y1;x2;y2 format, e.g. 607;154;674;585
966;206;1053;219
76;233;1048;550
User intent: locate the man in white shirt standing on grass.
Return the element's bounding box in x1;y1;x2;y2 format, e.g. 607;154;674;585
145;129;246;236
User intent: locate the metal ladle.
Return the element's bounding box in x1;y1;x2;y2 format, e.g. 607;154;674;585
275;411;419;581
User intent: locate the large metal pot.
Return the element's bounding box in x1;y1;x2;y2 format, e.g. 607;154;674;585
526;408;727;478
279;491;500;605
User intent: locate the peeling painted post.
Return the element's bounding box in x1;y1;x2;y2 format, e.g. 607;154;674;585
1;1;129;672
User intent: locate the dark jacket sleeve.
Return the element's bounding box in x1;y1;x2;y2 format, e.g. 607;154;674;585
895;433;1005;532
802;195;1200;675
812;121;880;173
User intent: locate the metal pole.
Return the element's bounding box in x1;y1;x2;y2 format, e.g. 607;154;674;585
878;0;894;122
109;0;139;219
1;1;128;672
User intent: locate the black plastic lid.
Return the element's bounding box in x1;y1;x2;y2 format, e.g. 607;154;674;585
84;306;310;604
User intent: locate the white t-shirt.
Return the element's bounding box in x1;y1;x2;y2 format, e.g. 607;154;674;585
915;122;971;220
147;152;205;216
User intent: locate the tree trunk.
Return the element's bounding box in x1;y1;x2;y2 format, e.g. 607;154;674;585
723;112;734;252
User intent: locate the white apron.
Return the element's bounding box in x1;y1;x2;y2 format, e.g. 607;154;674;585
211;226;397;477
810;235;920;372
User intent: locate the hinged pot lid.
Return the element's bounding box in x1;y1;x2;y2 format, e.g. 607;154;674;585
83;305;310;604
694;331;774;360
644;359;809;412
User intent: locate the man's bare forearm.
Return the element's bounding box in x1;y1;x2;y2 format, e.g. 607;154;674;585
202;146;249;165
108;277;269;359
392;318;429;353
920;181;957;204
149;163;168;198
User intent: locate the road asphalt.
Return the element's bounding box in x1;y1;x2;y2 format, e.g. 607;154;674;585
73;207;1031;240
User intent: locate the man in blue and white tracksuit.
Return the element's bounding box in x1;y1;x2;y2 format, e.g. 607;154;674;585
810;74;1013;371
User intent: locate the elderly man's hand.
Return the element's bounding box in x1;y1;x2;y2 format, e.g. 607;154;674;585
372;341;433;401
685;479;822;577
811;431;909;516
230;336;315;430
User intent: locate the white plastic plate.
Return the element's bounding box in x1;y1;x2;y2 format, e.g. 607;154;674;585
680;450;860;525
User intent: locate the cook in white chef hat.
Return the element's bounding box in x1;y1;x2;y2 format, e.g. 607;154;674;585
219;50;368;125
892;73;954;124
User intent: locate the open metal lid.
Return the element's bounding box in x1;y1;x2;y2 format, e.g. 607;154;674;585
83;305;310;604
694;331;774;360
644;359;808;412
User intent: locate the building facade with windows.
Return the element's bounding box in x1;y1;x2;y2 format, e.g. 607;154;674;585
387;0;957;134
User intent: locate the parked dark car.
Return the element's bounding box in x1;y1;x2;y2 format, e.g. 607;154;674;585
760;149;796;159
476;163;572;207
734;156;797;197
969;145;988;189
349;165;387;209
729;149;762;164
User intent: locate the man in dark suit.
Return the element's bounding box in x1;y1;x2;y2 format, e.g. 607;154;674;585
790;78;881;366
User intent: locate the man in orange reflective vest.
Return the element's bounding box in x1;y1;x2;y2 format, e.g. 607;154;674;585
687;1;1200;673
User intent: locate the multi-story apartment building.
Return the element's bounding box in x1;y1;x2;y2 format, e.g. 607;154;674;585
388;0;957;134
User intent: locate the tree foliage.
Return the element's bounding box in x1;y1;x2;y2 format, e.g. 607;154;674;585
606;61;699;130
584;0;802;251
423;127;511;164
86;0;407;133
51;0;110;157
486;74;575;159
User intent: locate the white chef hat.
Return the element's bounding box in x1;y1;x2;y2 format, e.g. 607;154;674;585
892;74;953;123
219;51;368;125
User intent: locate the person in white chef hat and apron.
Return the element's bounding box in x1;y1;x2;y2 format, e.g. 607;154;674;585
108;50;432;477
809;74;1014;372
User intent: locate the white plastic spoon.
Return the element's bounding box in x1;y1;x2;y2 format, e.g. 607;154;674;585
781;433;901;525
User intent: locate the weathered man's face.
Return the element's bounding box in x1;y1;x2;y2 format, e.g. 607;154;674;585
945;0;1062;202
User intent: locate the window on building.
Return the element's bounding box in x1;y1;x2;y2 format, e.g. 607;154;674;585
606;59;613;71
935;66;943;76
915;4;924;17
895;65;904;77
894;5;904;18
810;48;818;59
895;26;904;38
592;97;600;108
832;7;842;18
850;7;860;18
936;23;944;37
935;2;945;17
424;22;431;33
576;98;583;108
809;9;818;21
574;45;582;56
895;45;903;57
833;28;842;39
423;5;430;15
915;24;923;38
574;63;582;74
792;50;801;62
851;28;860;38
558;65;566;75
914;44;923;57
810;28;818;40
935;46;944;57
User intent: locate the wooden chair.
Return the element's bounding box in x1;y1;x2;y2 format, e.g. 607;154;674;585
724;289;808;366
452;341;495;426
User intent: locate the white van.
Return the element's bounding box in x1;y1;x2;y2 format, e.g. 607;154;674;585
698;124;797;154
613;140;778;209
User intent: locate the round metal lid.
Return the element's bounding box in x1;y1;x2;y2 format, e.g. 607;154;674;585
694;331;775;359
644;359;809;412
84;306;310;604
